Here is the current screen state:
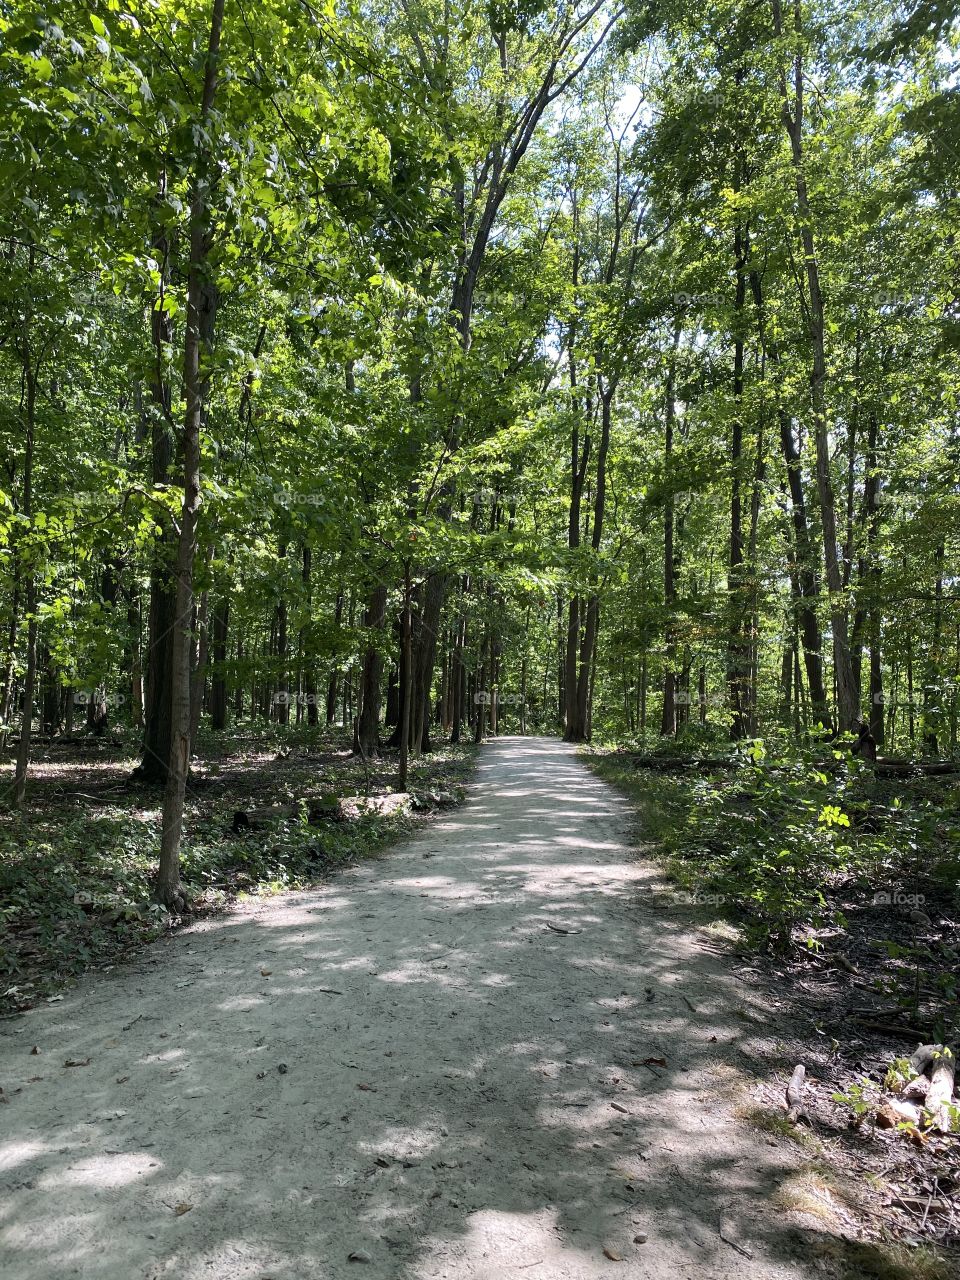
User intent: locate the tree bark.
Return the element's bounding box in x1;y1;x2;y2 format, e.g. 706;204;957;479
661;330;681;736
138;178;179;782
749;265;830;731
398;563;413;790
728;222;749;739
210;595;229;730
155;0;225;908
356;580;388;757
570;385;613;741
13;263;37;808
326;586;344;724
771;0;857;732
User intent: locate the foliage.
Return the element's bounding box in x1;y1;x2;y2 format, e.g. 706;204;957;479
588;746;960;953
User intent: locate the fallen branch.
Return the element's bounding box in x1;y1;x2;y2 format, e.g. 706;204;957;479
852;1018;928;1041
873;759;960;778
627;754;738;772
924;1046;956;1133
786;1063;807;1123
909;1043;945;1075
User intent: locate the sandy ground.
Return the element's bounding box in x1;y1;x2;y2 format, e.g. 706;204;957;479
0;736;829;1279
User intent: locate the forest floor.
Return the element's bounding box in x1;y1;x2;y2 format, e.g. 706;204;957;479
1;735;950;1280
0;730;474;1015
587;747;960;1273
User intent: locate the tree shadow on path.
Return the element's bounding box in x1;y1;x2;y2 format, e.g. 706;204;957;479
0;737;874;1279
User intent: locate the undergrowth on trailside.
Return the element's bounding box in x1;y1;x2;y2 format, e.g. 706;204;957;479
584;743;960;955
0;734;476;1014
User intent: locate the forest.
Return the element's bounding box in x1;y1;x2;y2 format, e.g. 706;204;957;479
2;0;960;1269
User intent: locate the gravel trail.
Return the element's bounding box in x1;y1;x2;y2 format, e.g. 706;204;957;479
0;736;818;1279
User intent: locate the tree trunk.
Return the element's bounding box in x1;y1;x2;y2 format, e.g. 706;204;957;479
411;571;445;753
13;276;37;808
210;596;229;730
155;0;225;909
138;179;179;782
661;332;681;736
189;568;212;745
357;581;387;757
728;222;749;739
750;265;830;732
326;586;344;724
772;0;857;732
127;590;144;729
570;386;613;741
398;564;413;790
0;570;21;734
450;600;467;745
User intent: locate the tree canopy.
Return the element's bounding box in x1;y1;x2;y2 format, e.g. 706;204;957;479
1;0;958;904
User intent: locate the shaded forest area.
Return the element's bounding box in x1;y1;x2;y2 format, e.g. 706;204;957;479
1;0;960;1252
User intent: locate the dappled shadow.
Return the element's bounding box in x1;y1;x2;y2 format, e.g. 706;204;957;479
2;737;853;1278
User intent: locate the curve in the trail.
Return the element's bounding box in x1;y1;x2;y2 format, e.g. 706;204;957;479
1;737;820;1279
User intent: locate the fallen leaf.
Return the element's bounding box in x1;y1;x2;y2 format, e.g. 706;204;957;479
63;1058;91;1068
260;969;272;977
602;1246;623;1261
116;1075;129;1084
173;1203;193;1216
357;1083;376;1092
347;1249;372;1263
30;1046;40;1055
610;1102;629;1113
633;1057;667;1068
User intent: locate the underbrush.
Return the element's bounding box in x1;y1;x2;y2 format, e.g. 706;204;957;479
0;732;475;1013
585;743;960;954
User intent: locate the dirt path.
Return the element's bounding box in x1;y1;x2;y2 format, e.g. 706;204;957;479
1;737;822;1279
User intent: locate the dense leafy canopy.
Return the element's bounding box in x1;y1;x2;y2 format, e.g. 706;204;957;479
1;0;958;901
